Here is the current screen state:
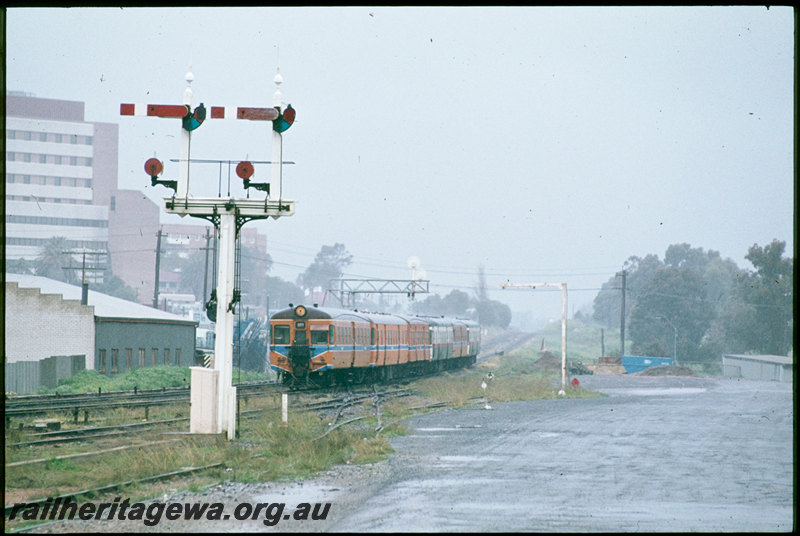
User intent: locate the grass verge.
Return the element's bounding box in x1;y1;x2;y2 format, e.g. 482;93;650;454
5;344;598;531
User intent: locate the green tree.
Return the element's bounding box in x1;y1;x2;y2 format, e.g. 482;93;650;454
664;243;741;308
721;240;793;355
476;299;512;328
628;266;715;362
6;258;35;275
35;236;77;283
264;275;306;312
592;254;663;328
411;293;445;316
296;243;353;291
441;289;472;317
94;273;138;302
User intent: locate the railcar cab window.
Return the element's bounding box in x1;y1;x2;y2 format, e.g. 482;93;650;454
273;325;290;344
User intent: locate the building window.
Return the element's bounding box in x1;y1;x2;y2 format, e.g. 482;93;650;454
111;349;119;373
126;348;133;371
40;132;47;142
55;134;62;143
139;348;146;368
98;349;107;374
110;196;115;210
175;348;182;366
152;348;158;365
164;348;171;365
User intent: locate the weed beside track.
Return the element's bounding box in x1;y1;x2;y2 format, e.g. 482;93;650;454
4;347;598;532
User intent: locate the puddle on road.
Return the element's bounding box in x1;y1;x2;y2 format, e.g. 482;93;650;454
251;483;341;509
437;455;506;464
599;387;707;397
416;427;463;432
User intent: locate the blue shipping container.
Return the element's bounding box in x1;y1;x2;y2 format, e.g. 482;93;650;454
621;355;674;374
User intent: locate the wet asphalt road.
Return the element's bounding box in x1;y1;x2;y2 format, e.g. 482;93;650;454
328;374;794;532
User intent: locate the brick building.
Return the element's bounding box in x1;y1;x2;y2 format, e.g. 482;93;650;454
5;273;196;393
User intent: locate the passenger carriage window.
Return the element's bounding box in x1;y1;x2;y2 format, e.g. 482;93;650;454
311;329;328;345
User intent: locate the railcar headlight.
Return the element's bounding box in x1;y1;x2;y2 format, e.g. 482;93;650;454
294;305;307;318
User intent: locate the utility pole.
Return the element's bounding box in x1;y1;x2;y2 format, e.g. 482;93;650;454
501;282;568;395
618;269;627;358
62;250;106;304
80;251;89;305
153;228;163;309
601;328;605;357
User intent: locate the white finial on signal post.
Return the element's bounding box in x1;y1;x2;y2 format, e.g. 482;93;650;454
178;66;194;199
271;67;284;203
273;68;283;106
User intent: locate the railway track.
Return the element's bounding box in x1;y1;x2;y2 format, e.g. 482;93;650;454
5;384;412;448
4;380;280;422
476;330;538;363
4;385;416;524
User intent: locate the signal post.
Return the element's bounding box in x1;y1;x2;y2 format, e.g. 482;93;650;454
122;68;297;439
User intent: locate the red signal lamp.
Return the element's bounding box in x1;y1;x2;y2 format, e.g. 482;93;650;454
144;158;164;178
237;161;270;195
236;161;254;180
144;157;177;193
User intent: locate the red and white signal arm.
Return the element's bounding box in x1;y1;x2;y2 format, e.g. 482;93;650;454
121;103;278;121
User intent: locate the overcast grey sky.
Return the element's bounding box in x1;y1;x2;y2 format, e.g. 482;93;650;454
5;6;795;324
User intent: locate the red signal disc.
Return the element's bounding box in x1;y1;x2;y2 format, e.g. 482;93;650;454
144;158;163;177
236;161;254;180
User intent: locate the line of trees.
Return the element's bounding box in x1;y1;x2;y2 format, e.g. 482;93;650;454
7;236;138;301
411;265;511;328
592;240;793;365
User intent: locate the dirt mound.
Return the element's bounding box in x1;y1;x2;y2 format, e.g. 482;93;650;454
634;365;696;377
533;350;562;371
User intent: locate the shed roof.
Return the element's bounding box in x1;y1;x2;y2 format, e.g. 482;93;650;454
722;354;793;366
6;273;196;325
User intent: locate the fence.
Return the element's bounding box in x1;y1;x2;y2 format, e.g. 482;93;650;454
5;355;86;394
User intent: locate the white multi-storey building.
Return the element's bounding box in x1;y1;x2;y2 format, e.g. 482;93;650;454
5;92;115;261
6;92;160;302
